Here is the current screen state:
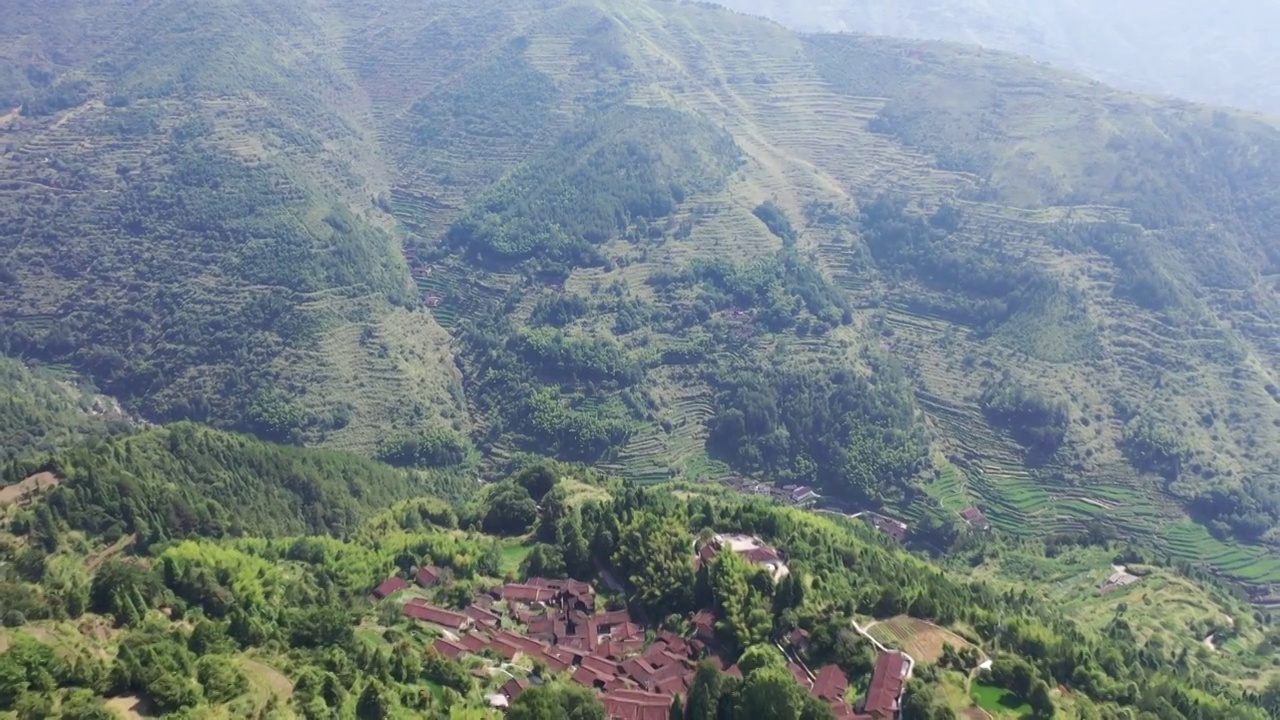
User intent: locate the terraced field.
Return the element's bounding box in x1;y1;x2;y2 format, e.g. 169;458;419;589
867;615;979;664
7;0;1280;595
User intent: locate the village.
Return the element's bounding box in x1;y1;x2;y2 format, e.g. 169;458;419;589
369;531;911;720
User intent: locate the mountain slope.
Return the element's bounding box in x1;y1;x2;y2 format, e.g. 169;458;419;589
4;0;1280;592
0;0;466;453
708;0;1280;115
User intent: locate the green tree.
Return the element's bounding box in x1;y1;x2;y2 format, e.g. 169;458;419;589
732;665;806;720
685;660;726;720
522;543;568;579
196;655;248;703
356;679;396;720
508;682;607;720
613;512;695;618
1028;680;1055;720
146;672;202;714
14;691;54;720
482;482;538;536
738;644;786;676
515;463;559;501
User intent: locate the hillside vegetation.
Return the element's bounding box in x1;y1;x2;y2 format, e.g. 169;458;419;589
2;431;1278;719
0;359;131;462
3;0;1280;599
709;0;1280;114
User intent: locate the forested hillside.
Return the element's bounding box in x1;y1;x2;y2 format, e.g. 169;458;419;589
709;0;1280;114
0;359;131;462
4;0;1280;600
3;434;1279;720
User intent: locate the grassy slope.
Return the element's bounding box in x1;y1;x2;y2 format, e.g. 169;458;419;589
975;543;1280;690
4;0;1280;590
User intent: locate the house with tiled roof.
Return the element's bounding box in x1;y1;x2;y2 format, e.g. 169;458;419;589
431;638;466;660
788;662;813;690
415;565;442;588
463;604;502;629
959;507;991;531
368;576;408;602
813;664;849;702
501;677;531;701
857;651;908;719
402;600;472;632
601;689;671;720
539;646;574;673
458;633;489;653
501;583;557;605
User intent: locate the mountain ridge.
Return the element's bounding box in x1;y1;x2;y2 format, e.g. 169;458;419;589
707;0;1280;116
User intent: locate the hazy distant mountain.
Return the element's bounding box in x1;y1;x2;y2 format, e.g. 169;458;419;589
712;0;1280;114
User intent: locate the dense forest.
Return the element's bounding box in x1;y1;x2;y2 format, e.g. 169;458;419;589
2;424;472;549
706;354;927;504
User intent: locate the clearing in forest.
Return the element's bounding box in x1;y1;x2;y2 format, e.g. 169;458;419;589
0;472;61;506
867;615;979;664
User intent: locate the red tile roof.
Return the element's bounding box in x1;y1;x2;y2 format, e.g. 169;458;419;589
581;654;620;676
697;544;718;564
654;675;685;697
501;677;531;700
813;664;849;702
597;638;638;659
740;546;782;564
656;632;688;655
864;652;907;717
459;633;489;653
497;630;546;656
489;636;522;660
788;662;812;689
415;566;442;587
602;690;671;720
502;584;556;603
620;658;658;686
464;605;501;628
596;609;633;627
540;647;573;673
403;601;470;630
573;666;609;687
612;621;643;641
369;576;408;600
527;618;556;636
960;507;991;528
431;638;465;659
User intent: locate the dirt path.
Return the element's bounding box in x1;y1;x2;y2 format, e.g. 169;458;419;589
87;534;137;573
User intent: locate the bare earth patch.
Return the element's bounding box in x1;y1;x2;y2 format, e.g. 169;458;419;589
104;694;151;719
0;471;61;506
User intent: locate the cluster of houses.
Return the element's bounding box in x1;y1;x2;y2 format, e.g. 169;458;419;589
369;562;910;719
727;478;821;507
